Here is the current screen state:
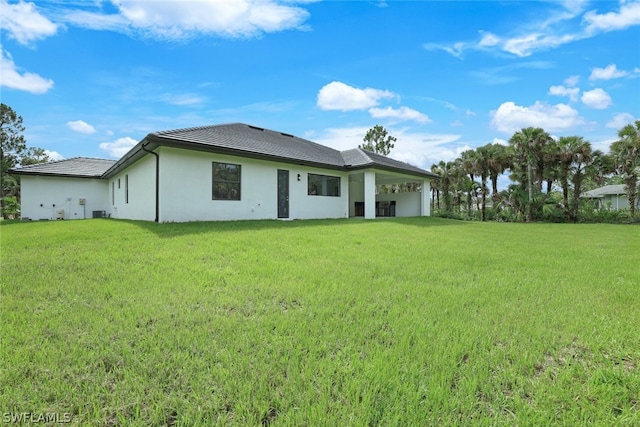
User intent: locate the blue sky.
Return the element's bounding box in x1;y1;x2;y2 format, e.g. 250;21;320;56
1;0;639;172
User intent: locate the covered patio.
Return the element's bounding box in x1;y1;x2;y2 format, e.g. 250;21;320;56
347;169;431;219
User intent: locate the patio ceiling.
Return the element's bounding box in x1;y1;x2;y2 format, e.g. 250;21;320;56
348;170;424;185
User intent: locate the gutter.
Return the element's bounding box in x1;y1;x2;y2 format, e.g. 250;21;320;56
141;142;159;223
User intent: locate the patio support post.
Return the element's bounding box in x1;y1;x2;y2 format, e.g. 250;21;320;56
364;170;376;219
421;179;431;216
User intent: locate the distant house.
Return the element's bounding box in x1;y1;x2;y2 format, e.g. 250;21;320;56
581;184;639;210
10;123;437;222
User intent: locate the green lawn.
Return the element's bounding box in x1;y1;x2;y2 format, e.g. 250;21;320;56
1;218;638;426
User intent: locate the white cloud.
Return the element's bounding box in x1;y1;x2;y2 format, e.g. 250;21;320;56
564;75;580;86
606;112;636;129
66;120;96;134
368;106;431;123
426;1;640;58
99;136;137;158
589;64;628;80
63;0;310;40
0;0;58;45
424;41;467;59
0;47;54;94
316;81;395;111
492;138;508;146
479;31;500;47
583;1;640;33
549;85;580;102
491;101;585;134
581;88;612;109
592;137;619;154
161;93;207;106
502;33;577;57
44;150;64;161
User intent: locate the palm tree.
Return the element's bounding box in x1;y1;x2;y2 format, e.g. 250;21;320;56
611;120;640;217
435;160;456;214
509;127;552;221
588;150;615;187
473;144;493;221
486;143;509;207
429;163;442;210
557;136;591;221
542;138;560;195
458;150;479;214
568;139;592;222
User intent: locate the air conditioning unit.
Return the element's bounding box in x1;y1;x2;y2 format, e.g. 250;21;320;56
55;209;65;220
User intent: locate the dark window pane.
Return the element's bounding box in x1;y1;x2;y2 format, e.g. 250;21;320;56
308;173;340;197
212;162;241;200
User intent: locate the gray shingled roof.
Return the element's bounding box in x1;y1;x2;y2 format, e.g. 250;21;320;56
12;124;436;180
148;123;436;177
9;157;116;178
582;184;627;198
152;123;347;168
341;148;435;177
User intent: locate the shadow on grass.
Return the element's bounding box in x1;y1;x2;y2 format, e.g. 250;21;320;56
0;219;29;227
121;215;464;238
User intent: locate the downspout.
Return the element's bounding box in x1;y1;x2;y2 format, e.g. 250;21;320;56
141;143;159;223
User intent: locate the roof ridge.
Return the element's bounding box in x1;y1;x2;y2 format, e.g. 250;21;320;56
153;122;243;136
73;156;115;162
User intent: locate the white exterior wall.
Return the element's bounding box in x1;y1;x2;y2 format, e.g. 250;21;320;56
422;179;431;216
157;147;349;222
603;194;628;210
19;175;109;220
376;191;422;217
109;155;156;221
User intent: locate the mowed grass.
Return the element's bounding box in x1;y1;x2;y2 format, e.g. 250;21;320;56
1;217;639;426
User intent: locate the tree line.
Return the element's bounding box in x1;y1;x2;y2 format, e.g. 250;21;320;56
2;102;639;223
429;122;640;222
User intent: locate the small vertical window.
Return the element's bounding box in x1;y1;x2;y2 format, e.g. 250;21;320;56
111;182;115;205
118;178;121;189
125;174;129;204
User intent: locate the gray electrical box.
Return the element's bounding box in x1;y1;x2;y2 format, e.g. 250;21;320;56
78;198;86;205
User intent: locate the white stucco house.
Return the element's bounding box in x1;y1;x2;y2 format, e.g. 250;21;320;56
581;184;639;211
10;123;437;223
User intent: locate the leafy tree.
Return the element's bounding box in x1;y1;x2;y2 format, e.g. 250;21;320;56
0;104;51;219
360;125;396;156
21;147;51;166
1;104;27;219
611;120;640;217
